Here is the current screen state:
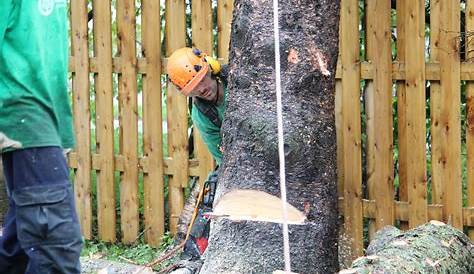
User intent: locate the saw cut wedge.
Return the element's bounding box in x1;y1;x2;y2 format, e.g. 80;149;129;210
208;189;306;225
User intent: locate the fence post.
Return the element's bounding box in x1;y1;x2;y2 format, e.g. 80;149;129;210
70;0;92;239
404;0;427;228
117;0;139;243
142;0;165;246
340;0;363;259
466;0;474;241
92;0;116;243
165;0;188;235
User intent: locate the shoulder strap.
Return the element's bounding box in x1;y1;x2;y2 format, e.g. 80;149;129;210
193;97;222;128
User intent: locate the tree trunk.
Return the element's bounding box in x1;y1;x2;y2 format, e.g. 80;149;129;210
339;221;474;274
200;1;341;273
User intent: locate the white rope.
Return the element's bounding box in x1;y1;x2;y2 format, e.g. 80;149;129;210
272;0;292;272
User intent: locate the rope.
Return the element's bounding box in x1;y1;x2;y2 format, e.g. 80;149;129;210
272;0;292;272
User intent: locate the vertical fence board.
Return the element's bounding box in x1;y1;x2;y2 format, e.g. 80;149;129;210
70;0;92;239
396;0;408;231
405;0;427;228
117;0;139;243
439;0;463;229
430;0;443;206
93;0;116;242
192;0;216;186
365;0;376;241
371;0;394;230
336;80;344;197
466;0;474;240
142;0;165;246
165;0;187;235
217;0;234;62
340;0;363;259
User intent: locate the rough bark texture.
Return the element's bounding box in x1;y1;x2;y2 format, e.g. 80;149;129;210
340;222;474;274
200;1;341;273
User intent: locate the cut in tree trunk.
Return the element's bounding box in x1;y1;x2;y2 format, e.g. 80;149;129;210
199;1;341;273
339;221;474;274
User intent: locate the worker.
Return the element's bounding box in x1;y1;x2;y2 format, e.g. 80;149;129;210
167;47;227;263
0;1;83;273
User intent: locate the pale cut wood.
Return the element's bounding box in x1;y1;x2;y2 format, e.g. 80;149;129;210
467;0;474;240
142;0;165;246
165;0;187;235
340;0;363;259
117;0;139;243
396;0;408;231
70;0;92;239
191;0;216;189
430;0;443;206
93;0;116;242
404;0;427;228
439;0;463;229
210;190;306;224
217;0;234;62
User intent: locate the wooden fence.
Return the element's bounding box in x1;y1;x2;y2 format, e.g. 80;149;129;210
68;0;474;259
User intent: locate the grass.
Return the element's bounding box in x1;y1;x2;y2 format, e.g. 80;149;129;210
81;231;176;269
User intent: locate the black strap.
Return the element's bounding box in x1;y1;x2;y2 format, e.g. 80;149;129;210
193;97;222;128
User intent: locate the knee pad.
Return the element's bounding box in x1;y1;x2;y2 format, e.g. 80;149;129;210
12;184;82;248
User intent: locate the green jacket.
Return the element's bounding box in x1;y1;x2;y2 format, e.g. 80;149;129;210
191;87;226;165
0;0;74;153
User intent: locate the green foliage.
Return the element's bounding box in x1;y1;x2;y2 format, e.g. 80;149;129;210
81;232;176;266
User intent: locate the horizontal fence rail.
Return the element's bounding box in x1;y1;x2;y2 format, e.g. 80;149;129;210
68;0;474;256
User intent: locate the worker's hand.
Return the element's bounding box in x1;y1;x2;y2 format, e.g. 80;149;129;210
0;132;22;151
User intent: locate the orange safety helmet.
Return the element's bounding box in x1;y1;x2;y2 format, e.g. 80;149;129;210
167;47;210;96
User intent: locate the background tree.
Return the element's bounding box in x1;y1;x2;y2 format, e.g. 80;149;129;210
199;0;341;273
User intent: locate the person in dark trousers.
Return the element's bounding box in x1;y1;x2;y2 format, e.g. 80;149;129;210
167;47;227;270
0;1;83;273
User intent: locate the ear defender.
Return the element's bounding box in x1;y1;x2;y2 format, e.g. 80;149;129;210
204;56;221;75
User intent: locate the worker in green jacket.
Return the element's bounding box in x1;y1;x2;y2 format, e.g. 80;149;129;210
168;47;226;165
0;1;82;273
167;47;227;262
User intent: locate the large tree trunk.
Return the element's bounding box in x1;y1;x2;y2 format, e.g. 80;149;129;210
200;1;341;273
339;221;474;274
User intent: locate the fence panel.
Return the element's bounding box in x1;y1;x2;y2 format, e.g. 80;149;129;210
438;0;463;229
92;0;116;242
467;0;474;240
66;1;474;247
165;0;188;235
117;0;139;243
70;0;92;239
142;0;165;246
340;0;363;260
404;0;427;228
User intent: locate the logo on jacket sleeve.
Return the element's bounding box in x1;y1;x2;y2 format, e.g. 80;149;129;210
38;0;66;16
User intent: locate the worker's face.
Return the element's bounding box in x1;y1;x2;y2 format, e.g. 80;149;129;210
189;71;218;101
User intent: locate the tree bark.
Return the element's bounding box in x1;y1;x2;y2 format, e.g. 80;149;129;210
200;1;341;273
339;221;474;274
